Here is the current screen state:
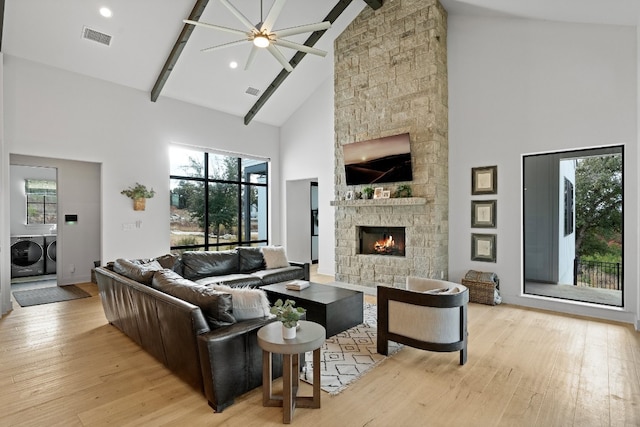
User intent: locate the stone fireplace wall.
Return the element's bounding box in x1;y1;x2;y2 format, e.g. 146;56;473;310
334;0;448;289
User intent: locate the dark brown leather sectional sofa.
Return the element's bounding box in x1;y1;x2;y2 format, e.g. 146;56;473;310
94;247;309;413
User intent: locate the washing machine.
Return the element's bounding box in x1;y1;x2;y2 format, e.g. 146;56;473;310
11;235;45;278
44;235;57;274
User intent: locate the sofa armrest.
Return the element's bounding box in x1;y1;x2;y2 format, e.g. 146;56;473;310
198;317;284;412
288;261;310;280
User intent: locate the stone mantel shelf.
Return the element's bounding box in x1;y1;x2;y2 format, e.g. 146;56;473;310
330;197;428;207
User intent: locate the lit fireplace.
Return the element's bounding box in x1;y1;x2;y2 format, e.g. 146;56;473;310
358;226;406;256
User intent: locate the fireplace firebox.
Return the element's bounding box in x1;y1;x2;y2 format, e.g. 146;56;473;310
358;226;406;256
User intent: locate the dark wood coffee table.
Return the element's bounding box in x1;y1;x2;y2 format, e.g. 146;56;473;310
262;282;364;338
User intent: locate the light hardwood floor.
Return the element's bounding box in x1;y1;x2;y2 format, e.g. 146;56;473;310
2;281;639;426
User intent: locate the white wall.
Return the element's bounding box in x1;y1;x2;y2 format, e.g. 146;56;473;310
2;56;282;311
280;77;336;276
558;159;575;285
448;16;638;324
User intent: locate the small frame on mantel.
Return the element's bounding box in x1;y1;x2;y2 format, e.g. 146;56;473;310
472;165;497;195
471;233;496;262
471;200;496;228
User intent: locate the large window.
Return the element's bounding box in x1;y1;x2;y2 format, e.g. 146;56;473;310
25;179;57;224
170;146;268;252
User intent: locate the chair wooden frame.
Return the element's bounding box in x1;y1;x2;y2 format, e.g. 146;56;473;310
377;285;469;365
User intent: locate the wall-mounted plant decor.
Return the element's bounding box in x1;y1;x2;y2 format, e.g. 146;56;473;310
121;182;155;211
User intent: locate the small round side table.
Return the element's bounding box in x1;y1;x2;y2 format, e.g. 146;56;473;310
257;320;326;424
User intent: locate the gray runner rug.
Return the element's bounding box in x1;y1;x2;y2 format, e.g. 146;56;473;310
13;285;91;307
301;302;402;395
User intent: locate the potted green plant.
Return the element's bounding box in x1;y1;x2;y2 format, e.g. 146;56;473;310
362;186;375;200
270;299;306;339
395;184;412;198
121;182;155;211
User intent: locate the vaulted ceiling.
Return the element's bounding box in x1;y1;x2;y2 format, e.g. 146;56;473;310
3;0;638;127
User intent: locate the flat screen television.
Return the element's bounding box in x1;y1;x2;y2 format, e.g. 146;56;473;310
343;133;413;186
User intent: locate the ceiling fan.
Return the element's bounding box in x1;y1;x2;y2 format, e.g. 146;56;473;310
184;0;331;73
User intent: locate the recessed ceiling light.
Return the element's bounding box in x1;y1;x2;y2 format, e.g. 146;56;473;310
100;7;112;18
229;61;238;69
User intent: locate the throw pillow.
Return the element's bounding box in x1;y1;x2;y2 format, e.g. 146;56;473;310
211;284;271;320
260;246;290;270
237;247;266;273
424;286;462;295
152;269;236;328
114;258;163;285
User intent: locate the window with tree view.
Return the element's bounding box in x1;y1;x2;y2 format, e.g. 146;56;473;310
170;146;268;252
25;179;57;224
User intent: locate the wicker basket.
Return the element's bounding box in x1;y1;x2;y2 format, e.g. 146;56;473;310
461;270;500;305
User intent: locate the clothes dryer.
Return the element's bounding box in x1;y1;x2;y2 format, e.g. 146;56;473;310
11;235;45;278
44;235;57;274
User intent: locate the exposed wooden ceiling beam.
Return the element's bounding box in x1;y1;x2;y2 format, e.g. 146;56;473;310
150;0;210;102
363;0;384;10
244;0;360;125
0;0;5;52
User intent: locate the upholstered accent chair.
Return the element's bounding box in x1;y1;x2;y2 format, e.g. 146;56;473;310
377;277;469;365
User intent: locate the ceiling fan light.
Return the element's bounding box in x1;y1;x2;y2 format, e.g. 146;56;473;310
253;35;270;48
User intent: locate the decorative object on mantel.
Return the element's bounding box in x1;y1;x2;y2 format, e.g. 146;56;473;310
471;165;497;195
121;182;155;211
373;187;384;199
270;299;306;339
395;184;412;198
362;186;374;199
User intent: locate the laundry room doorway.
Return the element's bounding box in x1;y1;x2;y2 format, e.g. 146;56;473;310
8;154;102;295
9;164;58;289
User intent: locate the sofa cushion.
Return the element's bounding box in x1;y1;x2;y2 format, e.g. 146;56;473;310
195;274;263;288
152;269;236;328
113;258;163;285
251;266;305;285
181;250;239;280
237;247;266;273
154;253;180;270
211;284;271;321
260;246;289;269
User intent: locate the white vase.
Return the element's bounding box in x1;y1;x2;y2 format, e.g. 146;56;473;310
282;324;296;339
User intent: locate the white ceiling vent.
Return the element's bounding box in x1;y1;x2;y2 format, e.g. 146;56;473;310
82;26;112;46
245;87;260;96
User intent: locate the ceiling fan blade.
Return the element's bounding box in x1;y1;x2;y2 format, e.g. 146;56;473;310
220;0;258;32
245;45;259;70
274;39;327;57
267;44;294;72
261;0;286;32
201;39;247;52
184;19;248;37
274;21;331;38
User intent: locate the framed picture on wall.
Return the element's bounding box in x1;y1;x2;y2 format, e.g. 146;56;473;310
471;233;496;262
472;165;497;195
471;200;496;228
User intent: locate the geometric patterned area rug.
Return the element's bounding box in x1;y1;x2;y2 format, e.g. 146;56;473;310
12;285;91;307
300;303;402;395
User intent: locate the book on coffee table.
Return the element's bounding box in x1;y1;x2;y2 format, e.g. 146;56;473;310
286;280;310;291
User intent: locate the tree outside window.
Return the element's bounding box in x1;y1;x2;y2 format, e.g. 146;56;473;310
169;146;268;252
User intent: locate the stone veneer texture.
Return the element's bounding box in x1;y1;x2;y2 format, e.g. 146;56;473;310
334;0;448;289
